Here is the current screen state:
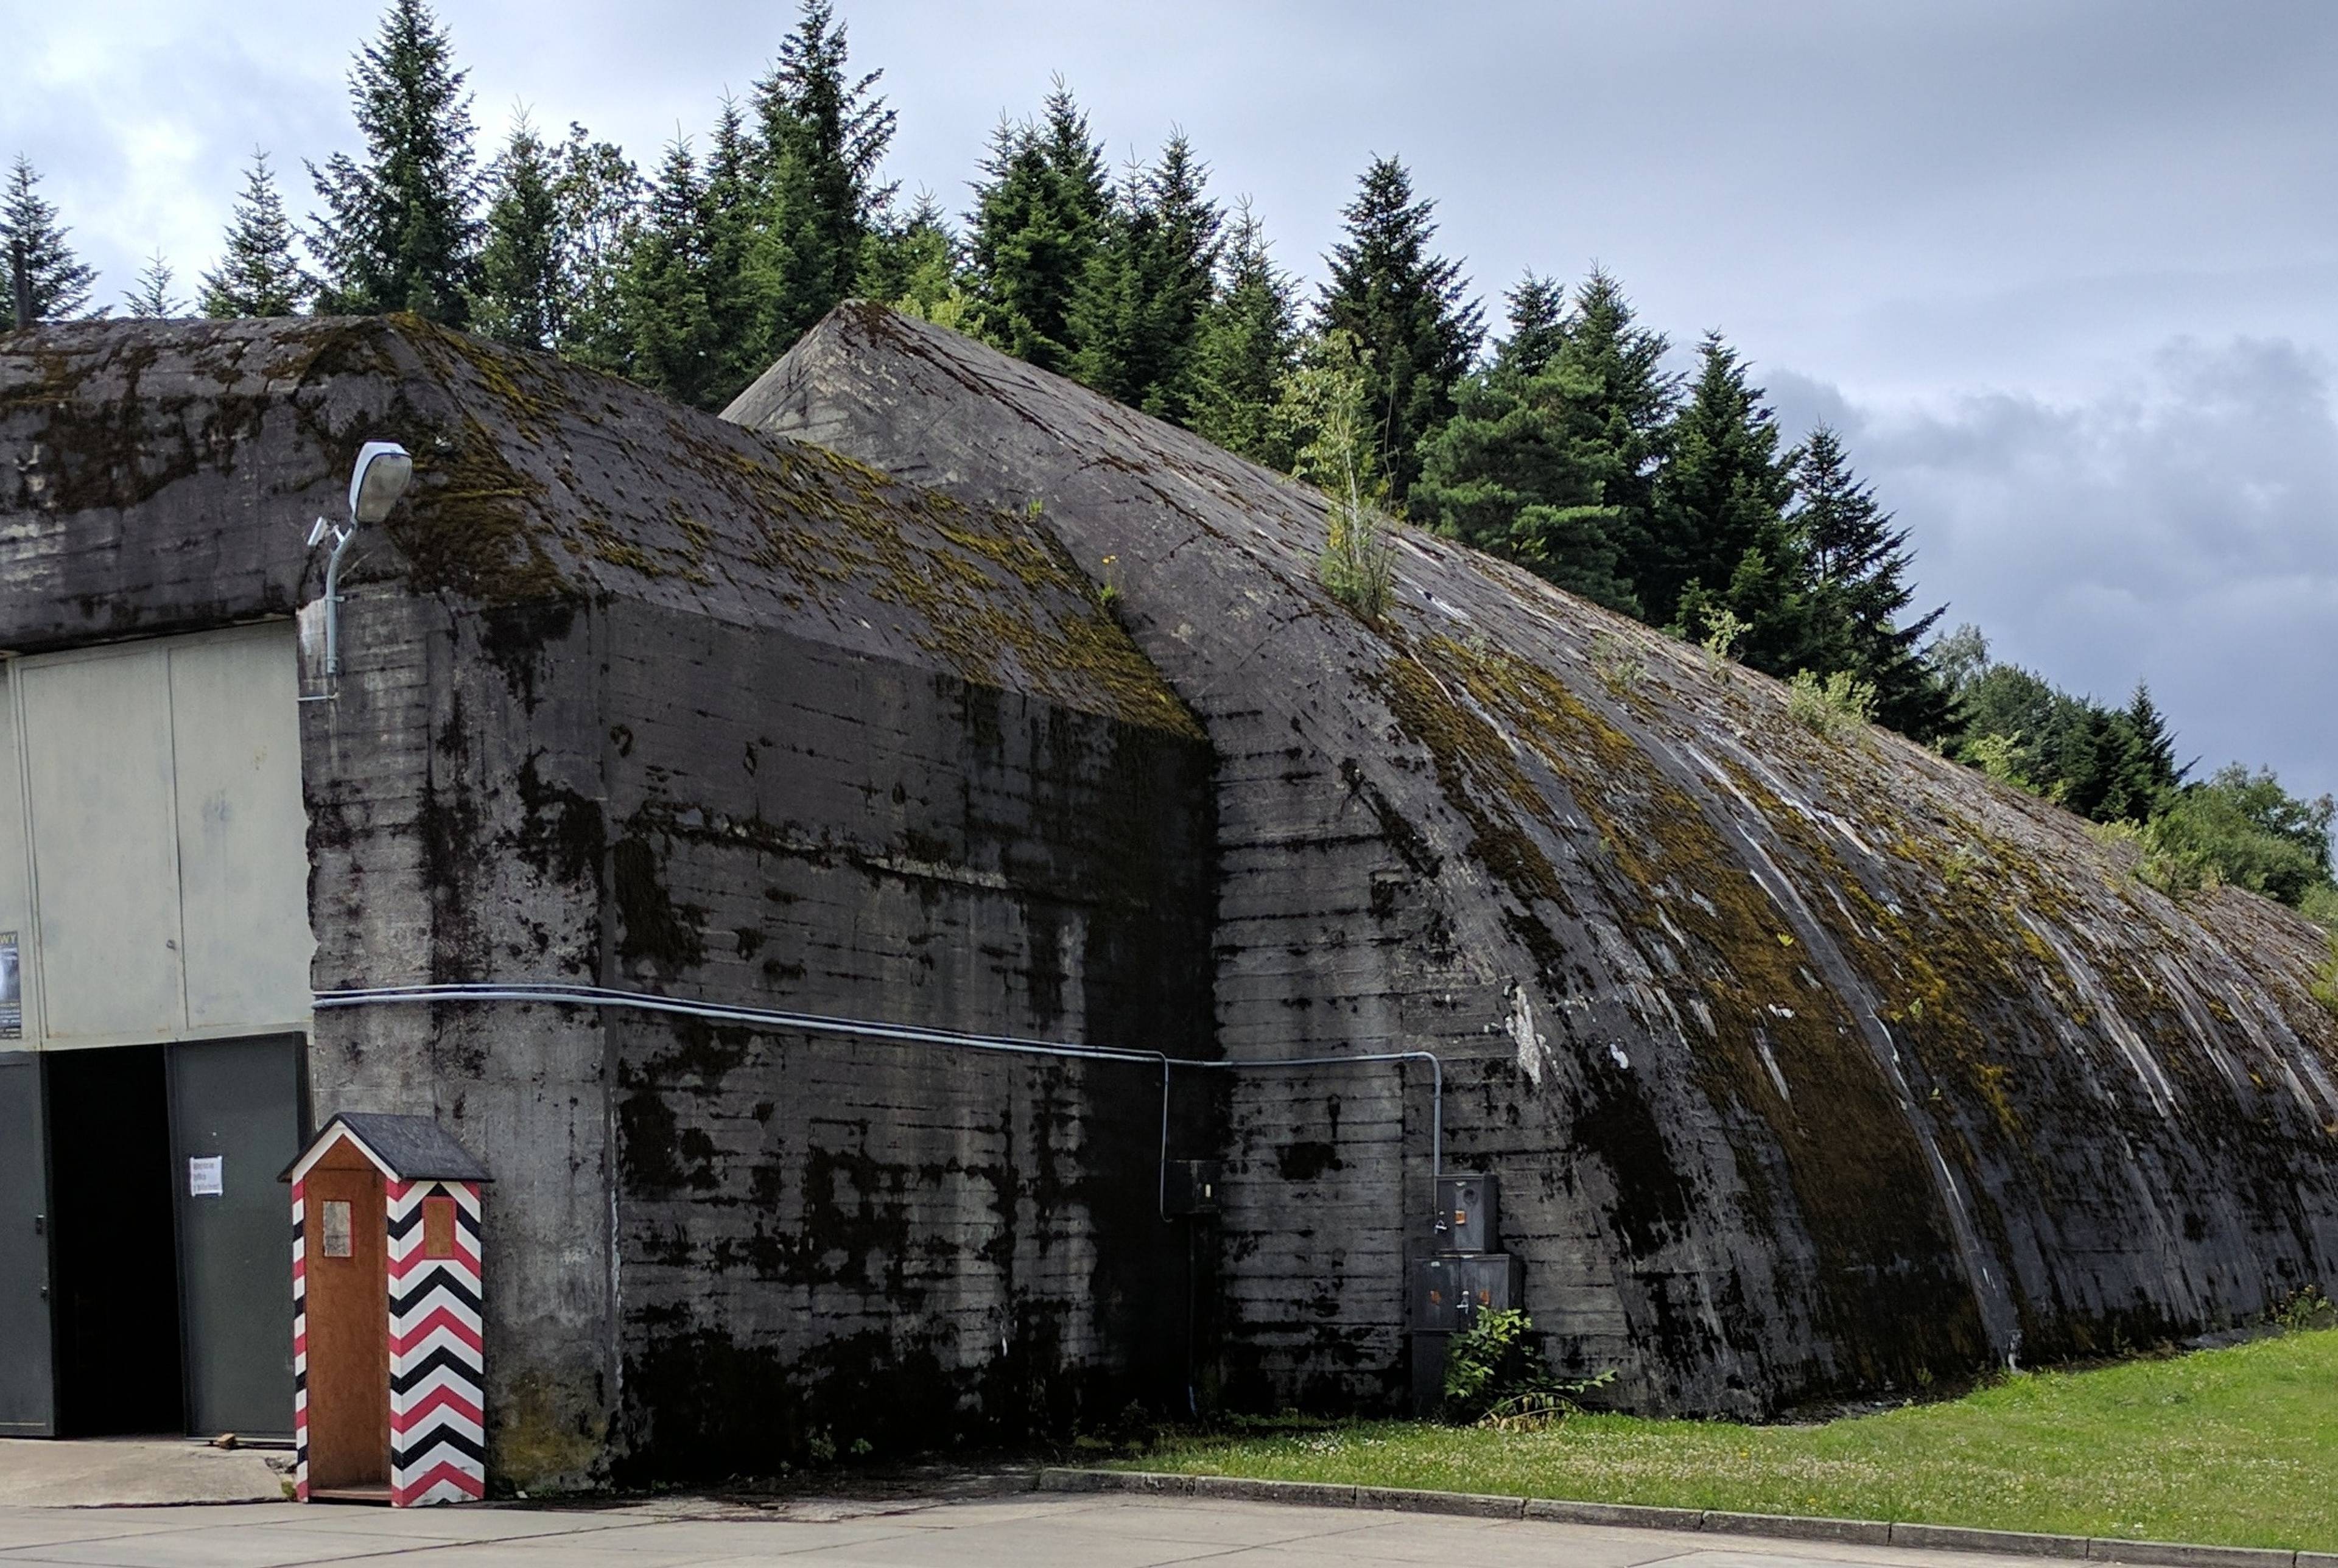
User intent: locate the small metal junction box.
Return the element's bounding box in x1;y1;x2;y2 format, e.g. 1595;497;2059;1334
1162;1158;1222;1216
1433;1172;1498;1253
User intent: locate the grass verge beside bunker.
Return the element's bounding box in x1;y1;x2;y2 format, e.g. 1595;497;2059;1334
1123;1327;2338;1550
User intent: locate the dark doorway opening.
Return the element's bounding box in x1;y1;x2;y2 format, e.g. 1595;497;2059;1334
47;1045;185;1437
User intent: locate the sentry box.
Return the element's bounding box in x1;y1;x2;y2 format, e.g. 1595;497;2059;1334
283;1115;490;1506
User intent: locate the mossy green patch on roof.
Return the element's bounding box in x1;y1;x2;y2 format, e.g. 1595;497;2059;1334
0;314;1196;737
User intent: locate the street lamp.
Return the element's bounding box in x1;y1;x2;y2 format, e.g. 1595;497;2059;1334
307;441;413;684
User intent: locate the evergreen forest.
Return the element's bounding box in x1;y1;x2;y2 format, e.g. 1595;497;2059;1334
4;0;2329;934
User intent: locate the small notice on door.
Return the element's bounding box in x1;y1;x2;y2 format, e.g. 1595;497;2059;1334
188;1156;223;1197
0;931;19;1038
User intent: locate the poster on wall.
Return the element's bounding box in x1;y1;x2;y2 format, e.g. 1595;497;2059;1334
0;931;18;1038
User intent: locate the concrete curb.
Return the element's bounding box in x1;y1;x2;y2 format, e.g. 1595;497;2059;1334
1033;1469;2312;1564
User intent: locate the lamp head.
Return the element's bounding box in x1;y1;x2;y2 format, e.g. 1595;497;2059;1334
348;441;414;525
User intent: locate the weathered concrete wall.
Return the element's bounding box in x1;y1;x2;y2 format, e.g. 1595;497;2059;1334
20;305;2333;1469
293;327;1227;1476
3;316;1220;1482
733;303;2338;1418
302;589;617;1488
595;600;1216;1476
0;320;625;1485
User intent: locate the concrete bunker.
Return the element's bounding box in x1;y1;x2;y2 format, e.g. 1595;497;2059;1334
0;307;2331;1489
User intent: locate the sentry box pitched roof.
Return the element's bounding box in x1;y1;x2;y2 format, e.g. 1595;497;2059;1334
286;1113;493;1186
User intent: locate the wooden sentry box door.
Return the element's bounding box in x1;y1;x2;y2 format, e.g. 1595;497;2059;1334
299;1144;388;1495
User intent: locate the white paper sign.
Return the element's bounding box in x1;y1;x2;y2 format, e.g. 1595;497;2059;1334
188;1156;223;1197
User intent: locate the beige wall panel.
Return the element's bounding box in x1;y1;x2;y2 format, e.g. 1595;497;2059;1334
170;626;312;1031
21;647;186;1043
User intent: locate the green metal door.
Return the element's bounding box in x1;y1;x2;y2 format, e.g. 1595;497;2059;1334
169;1035;304;1438
0;1052;54;1435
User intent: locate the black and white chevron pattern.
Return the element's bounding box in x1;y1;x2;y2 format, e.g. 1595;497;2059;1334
387;1180;486;1506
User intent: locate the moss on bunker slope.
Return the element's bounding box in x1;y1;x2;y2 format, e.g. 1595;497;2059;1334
731;301;2338;1415
383;317;1199;737
1375;627;1988;1391
4;313;1199;740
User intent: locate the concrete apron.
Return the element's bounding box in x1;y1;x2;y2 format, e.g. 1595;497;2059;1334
0;1439;289;1507
1039;1469;2338;1568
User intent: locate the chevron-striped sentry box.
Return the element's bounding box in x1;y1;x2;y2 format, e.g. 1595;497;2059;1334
386;1176;485;1503
285;1113;492;1507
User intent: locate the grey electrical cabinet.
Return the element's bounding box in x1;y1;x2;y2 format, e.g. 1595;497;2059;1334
1433;1173;1498;1253
1411;1250;1522;1332
1409;1169;1516;1415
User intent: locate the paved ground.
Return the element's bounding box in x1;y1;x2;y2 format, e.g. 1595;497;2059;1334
0;1490;2075;1568
0;1440;287;1508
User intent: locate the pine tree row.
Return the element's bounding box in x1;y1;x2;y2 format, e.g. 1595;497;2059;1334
3;0;2330;920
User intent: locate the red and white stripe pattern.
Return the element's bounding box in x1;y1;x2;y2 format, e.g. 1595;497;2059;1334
290;1179;311;1503
387;1179;486;1507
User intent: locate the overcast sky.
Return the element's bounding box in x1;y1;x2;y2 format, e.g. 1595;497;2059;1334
11;0;2336;804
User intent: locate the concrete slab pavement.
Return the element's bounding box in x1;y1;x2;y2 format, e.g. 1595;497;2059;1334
0;1441;287;1508
0;1490;2117;1568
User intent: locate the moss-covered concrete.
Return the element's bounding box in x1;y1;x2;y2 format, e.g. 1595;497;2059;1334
735;301;2338;1419
0;315;1192;736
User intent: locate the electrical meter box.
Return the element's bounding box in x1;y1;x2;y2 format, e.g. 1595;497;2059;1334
1411;1250;1522;1332
1433;1172;1499;1252
1162;1158;1222;1216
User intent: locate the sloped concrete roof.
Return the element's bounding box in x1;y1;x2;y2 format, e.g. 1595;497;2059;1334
0;315;1193;736
732;302;2338;1411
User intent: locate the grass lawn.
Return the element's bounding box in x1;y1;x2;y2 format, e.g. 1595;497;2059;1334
1127;1328;2338;1550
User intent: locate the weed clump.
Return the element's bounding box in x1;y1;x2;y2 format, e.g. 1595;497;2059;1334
1788;668;1878;740
2086;819;2214;899
1441;1307;1613;1429
2312;939;2338;1022
2269;1284;2334;1332
1589;631;1647;696
1280;329;1395;621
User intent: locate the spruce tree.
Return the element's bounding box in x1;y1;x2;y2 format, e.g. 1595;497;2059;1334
307;0;483;323
702;94;785;399
201;151;311;318
1069;133;1223;422
2;155;99;322
1411;268;1671;614
472;114;563;349
1785;425;1954;742
1315;155;1484;505
966;80;1109;374
857;191;968;326
1560;270;1674;526
2055;705;2143;823
122;251;184;318
751;0;896;332
1190;198;1298;467
546;125;639;368
1646;334;1794;637
616;138;720;407
1495;271;1567;381
2124;684;2183;802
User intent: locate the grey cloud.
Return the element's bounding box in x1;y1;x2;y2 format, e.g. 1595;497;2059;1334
1777;340;2338;803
